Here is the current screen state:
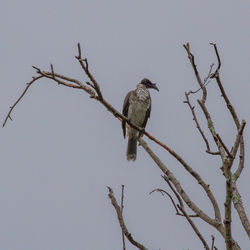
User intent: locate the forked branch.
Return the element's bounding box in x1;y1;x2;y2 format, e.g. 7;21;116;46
184;42;248;248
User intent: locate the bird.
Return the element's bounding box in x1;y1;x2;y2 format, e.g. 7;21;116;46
122;78;159;161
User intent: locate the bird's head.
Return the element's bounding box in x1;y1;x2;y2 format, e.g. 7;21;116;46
140;78;159;91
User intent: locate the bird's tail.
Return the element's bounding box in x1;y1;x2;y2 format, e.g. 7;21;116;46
127;137;137;161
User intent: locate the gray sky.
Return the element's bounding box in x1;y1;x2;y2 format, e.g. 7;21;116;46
1;0;249;249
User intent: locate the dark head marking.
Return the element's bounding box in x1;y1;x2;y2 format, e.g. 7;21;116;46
140;78;159;91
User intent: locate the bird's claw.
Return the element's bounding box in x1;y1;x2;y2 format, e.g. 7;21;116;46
139;128;145;137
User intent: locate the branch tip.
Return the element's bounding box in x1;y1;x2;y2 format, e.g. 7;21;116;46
77;42;81;58
50;64;55;78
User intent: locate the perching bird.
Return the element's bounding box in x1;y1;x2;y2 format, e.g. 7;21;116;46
122;78;159;161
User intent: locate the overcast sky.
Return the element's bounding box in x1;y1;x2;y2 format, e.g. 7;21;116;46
1;1;249;249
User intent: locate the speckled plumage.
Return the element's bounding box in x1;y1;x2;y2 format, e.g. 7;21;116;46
122;79;158;161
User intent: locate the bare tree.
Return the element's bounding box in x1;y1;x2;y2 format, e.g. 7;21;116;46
3;43;249;250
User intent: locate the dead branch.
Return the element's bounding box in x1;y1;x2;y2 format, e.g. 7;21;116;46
183;43;229;163
186;63;214;95
184;92;219;155
151;180;210;249
138;138;224;235
161;176;198;217
121;185;126;250
149;187;197;218
107;187;148;250
149;188;180;215
2;75;43;127
152;177;209;249
209;44;249;239
177;204;210;250
162;176;183;209
224;161;233;250
211;235;216;250
215;133;232;158
210;43;245;181
234;136;245;180
184;43;248;248
231;182;250;237
230;120;246;159
210;43;239;128
33;66;95;94
162;175;210;249
75;43;103;100
140;138;244;249
183;43;207;103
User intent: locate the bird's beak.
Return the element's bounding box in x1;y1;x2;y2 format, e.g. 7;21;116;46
151;83;159;91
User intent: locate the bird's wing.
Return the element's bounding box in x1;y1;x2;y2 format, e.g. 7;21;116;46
141;96;151;129
122;91;133;138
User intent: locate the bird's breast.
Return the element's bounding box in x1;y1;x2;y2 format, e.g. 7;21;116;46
136;88;150;102
127;92;150;126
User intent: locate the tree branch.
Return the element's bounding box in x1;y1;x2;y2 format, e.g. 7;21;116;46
2;75;43;127
121;185;126;250
211;235;216;250
75;43;103;100
216;133;232;158
230;120;246;159
210;43;239;128
149;188;180;215
138;138;224;235
224;161;233;249
107;187;148;250
151;178;209;249
210;43;245;181
231;182;250;237
184;92;219;155
162;175;184;209
183;43;207;103
177;204;210;250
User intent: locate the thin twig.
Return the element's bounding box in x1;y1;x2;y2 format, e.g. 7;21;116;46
165;170;210;249
107;187;148;250
2;75;43;127
121;185;126;250
230;120;246;159
184;92;211;153
2;66;99;127
76;43;103;100
150;188;180;215
150;187;198;217
216;133;232;158
211;235;215;250
197;99;226;161
177;204;210;250
210;43;240;129
35;68;94;93
186;63;214;95
151;185;206;248
183;42;207;104
162;176;184;208
50;64;55;78
204;64;215;84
